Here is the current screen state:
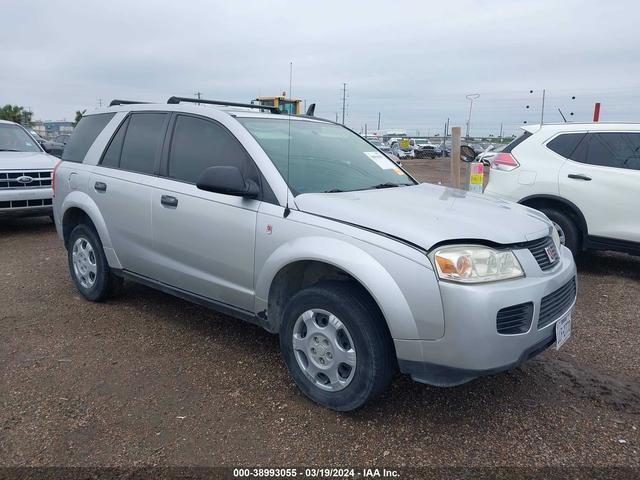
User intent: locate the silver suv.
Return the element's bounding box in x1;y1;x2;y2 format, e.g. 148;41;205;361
53;97;577;411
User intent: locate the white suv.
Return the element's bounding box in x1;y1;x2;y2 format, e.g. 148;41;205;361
485;123;640;256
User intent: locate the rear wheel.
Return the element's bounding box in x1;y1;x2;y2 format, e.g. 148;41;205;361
540;208;580;256
67;223;123;301
279;281;395;411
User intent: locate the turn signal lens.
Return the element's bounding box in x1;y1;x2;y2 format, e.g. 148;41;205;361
432;245;524;283
490;152;520;171
52;160;62;197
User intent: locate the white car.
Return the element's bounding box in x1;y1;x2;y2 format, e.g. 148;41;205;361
485;123;640;256
0;120;58;219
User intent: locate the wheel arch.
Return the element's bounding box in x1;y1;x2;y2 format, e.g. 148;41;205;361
60;191;122;269
256;237;420;341
518;194;588;248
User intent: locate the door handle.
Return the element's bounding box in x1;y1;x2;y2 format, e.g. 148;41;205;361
94;181;107;192
160;195;179;208
568;174;591;181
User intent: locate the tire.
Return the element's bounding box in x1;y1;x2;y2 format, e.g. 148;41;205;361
540;208;580;256
279;281;395;411
67;223;123;301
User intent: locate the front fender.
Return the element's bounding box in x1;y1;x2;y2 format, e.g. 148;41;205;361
255;236;424;340
60;191;122;269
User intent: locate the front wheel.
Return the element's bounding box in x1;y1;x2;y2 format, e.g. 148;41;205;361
67;223;123;301
279;282;395;411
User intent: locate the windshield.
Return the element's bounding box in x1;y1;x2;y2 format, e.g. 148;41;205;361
0;124;41;153
238;118;415;195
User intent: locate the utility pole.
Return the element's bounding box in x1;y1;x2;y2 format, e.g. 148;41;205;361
194;91;202;105
98;99;102;108
499;122;503;142
465;94;480;140
377;112;381;130
335;112;339;123
540;89;546;125
364;124;367;137
341;83;347;125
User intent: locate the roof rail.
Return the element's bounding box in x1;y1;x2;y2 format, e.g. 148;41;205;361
109;99;150;107
166;96;280;113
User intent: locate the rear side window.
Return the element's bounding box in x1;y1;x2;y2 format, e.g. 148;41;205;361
62;113;115;163
546;133;586;158
571;132;640;171
119;113;168;175
167;115;257;184
502;131;532;153
100;117;129;168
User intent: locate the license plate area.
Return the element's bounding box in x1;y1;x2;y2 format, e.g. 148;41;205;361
555;312;572;350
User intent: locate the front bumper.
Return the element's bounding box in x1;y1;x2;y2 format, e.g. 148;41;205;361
0;187;53;217
395;244;577;386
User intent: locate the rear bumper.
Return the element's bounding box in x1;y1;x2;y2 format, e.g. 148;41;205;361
0;187;53;217
395;245;577;386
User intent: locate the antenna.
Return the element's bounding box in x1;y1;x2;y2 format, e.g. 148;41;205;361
283;62;293;218
557;108;568;123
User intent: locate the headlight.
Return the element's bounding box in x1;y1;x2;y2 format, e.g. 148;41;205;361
431;245;524;283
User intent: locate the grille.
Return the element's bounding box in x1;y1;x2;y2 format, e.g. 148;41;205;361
538;277;576;329
0;198;52;209
497;302;533;335
0;170;53;189
525;236;559;271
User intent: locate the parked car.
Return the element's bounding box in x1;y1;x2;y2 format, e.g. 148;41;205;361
476;144;506;166
484;123;640;256
53;99;577;411
412;138;438;159
436;143;451;156
0;120;58;219
43;134;70;158
390;138;415;159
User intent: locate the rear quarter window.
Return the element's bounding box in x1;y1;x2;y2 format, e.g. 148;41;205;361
546;133;586;158
62;113;115;163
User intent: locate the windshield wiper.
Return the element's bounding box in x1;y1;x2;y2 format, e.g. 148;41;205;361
0;149;21;152
323;188;345;193
372;182;412;189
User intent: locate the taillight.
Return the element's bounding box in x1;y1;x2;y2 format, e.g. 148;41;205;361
52;160;62;197
490;152;520;171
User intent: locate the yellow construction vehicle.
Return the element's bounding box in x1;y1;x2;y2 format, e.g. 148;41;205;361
254;92;302;115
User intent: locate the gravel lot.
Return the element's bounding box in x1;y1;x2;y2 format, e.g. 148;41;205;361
1;159;639;469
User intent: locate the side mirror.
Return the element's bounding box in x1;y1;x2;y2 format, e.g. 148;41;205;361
196;166;259;198
460;145;477;163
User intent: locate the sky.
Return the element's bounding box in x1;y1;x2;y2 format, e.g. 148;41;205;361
2;0;640;137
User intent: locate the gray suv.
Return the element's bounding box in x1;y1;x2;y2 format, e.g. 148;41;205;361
53;97;577;411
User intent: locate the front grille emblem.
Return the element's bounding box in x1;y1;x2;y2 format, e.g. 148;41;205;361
545;245;558;263
16;175;34;184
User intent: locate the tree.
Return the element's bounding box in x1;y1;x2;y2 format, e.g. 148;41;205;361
0;105;32;124
73;110;86;127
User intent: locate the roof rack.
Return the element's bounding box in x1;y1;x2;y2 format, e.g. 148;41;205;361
166;96;280;113
109;99;151;107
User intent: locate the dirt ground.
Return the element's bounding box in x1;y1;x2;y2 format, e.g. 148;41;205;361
1;160;639;470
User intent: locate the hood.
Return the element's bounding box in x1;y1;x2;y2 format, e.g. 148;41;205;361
0;151;59;170
295;183;552;250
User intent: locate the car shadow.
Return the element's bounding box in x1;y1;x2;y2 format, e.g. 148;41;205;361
576;250;640;281
0;216;55;236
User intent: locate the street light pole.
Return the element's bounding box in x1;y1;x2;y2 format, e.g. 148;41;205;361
465;94;480;140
